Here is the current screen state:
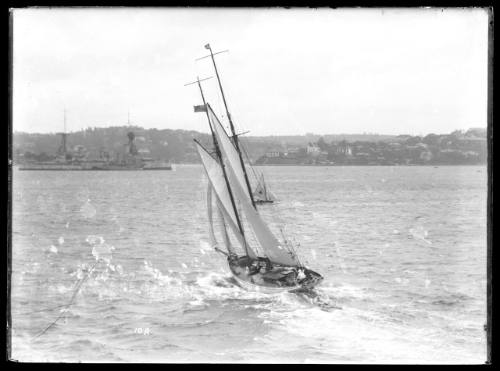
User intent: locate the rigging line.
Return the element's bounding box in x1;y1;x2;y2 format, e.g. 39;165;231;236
216;81;225;121
223;89;248;138
31;260;99;341
264;195;301;261
207;69;226;124
229;110;267;189
279;226;302;267
239;139;261;183
218;215;241;257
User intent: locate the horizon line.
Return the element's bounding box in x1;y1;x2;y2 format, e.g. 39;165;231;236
12;126;487;138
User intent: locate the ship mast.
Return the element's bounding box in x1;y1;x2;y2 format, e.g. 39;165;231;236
57;108;68;158
203;43;257;209
186;76;251;257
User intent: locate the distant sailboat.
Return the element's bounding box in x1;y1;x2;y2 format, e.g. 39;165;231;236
253;173;276;204
188;44;323;292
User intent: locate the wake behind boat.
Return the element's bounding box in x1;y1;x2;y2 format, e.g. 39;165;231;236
188;43;323;292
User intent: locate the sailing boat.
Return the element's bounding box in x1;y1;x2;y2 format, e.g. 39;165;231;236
189;44;323;292
253;173;276;204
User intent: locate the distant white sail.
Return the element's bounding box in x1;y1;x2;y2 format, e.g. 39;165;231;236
207;104;253;204
254;174;277;202
195;141;257;258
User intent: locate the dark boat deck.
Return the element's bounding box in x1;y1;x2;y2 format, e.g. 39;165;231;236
227;255;323;291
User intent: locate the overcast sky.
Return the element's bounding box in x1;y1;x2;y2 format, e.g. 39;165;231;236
12;7;489;136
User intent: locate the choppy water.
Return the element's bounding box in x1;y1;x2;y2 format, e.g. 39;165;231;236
10;165;487;363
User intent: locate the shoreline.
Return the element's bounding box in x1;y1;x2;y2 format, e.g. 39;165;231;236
12;163;486;170
251;163;487;167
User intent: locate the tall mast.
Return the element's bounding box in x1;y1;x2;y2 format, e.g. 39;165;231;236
186;76;251;257
204;43;257;209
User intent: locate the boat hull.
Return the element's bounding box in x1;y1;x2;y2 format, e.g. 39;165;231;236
231;272;296;294
255;200;274;204
143;166;172;170
227;256;323;293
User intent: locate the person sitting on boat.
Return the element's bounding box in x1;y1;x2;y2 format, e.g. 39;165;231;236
261;257;274;272
248;265;261;276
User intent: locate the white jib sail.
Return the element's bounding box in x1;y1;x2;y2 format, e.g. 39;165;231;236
196;142;239;229
207;104;253;203
216;196;235;255
195;141;257;258
208;183;238;255
225;159;300;267
207;183;218;248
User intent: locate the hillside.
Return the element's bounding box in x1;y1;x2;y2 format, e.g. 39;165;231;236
12;126;487;165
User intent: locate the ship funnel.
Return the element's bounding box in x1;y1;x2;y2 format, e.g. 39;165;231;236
127;131;138;155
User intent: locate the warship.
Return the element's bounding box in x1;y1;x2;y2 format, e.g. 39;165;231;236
19;116;172;171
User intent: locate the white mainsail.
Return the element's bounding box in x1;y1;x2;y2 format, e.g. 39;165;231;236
207;104;253;203
195;141;257;258
196;143;238;229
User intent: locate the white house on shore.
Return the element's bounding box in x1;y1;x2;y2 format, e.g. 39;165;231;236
306;143;321;156
265;151;281;158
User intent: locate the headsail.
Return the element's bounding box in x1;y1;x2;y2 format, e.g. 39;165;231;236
224;156;300;267
207;182;238;256
216;196;234;255
195;141;257;258
207;183;218;248
207;104;253;204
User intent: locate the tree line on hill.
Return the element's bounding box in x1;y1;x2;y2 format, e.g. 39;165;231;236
12;126;486;166
255;128;487;165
